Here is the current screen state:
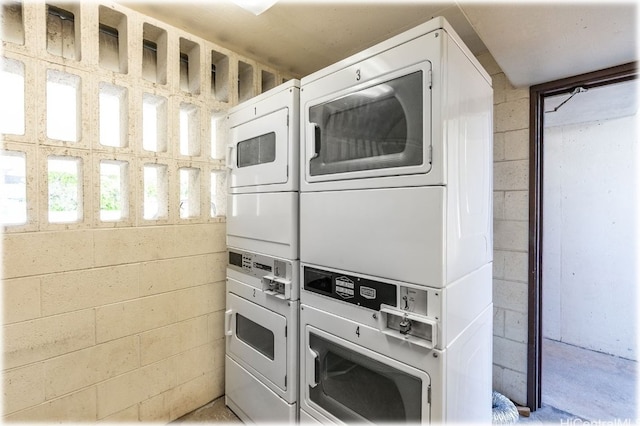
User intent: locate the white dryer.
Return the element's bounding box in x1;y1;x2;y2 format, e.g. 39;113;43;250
225;249;299;422
299;17;493;288
299;264;493;423
227;79;300;260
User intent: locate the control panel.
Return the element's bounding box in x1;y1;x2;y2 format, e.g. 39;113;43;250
228;249;293;299
304;266;397;311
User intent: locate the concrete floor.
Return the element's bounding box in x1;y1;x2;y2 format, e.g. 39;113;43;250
173;397;241;423
536;338;637;422
176;340;638;424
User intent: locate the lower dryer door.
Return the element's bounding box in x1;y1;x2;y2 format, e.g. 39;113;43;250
304;325;430;423
226;292;287;392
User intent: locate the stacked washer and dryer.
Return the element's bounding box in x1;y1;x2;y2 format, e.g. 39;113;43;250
225;17;493;424
224;80;301;422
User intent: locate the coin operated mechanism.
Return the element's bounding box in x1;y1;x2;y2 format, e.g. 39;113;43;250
378;285;438;349
262;274;292;300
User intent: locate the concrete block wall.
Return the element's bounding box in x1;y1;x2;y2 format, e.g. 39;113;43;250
1;1;294;421
476;52;530;405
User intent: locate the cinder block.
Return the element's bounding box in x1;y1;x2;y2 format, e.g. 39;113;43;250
493;306;505;337
175;283;221;322
493;279;528;313
98;404;139;422
492;250;506;279
170;222;227;257
493;219;528;251
504;309;528;343
1;230;94;279
41;264;140;316
501;368;528;406
175;342;215;385
3;363;45;415
504;190;529;221
3;309;95;369
139;315;208;366
503;250;529;283
495;98;529;133
93;226;175;266
138;388;171;422
44;335;139;399
140;254;210;297
493;160;528;191
493;335;527;372
492;365;504;390
504;129;529;160
493;131;505;162
95;292;178;343
4;386;97;422
169;370;216;421
493;191;505;220
2;276;41;324
96;356;176;419
208;309;225;342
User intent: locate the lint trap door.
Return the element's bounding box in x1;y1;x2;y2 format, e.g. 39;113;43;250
228;108;289;190
225;292;288;392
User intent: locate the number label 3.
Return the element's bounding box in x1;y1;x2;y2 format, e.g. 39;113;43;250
355;69;361;81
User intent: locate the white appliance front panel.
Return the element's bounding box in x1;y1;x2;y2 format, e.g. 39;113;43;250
225;356;297;423
227;191;298;259
299;303;440;423
229;108;289;188
226;292;288;391
299;186;445;287
227;79;300;194
300;18;492;193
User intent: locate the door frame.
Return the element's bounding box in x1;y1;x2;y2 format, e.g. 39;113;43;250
527;62;637;410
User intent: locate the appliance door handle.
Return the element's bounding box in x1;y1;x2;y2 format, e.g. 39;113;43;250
226;145;236;169
308;123;320;160
224;309;234;336
306;347;320;388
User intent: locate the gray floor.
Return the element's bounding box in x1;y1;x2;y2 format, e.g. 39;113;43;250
526;338;637;423
176;339;637;423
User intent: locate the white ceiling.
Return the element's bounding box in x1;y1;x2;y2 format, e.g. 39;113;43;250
121;1;637;88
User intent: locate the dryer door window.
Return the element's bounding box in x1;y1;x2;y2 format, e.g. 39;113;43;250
237;132;276;168
307;330;426;423
307;69;428;180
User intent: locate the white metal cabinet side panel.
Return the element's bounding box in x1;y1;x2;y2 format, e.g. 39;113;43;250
225;356;297;423
227;192;298;259
441;263;492;347
442;35;494;283
299;187;445;287
444;305;492;423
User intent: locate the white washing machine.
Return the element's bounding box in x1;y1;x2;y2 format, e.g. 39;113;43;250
227;79;300;260
225;248;299;422
299;263;493;423
299;17;493;288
